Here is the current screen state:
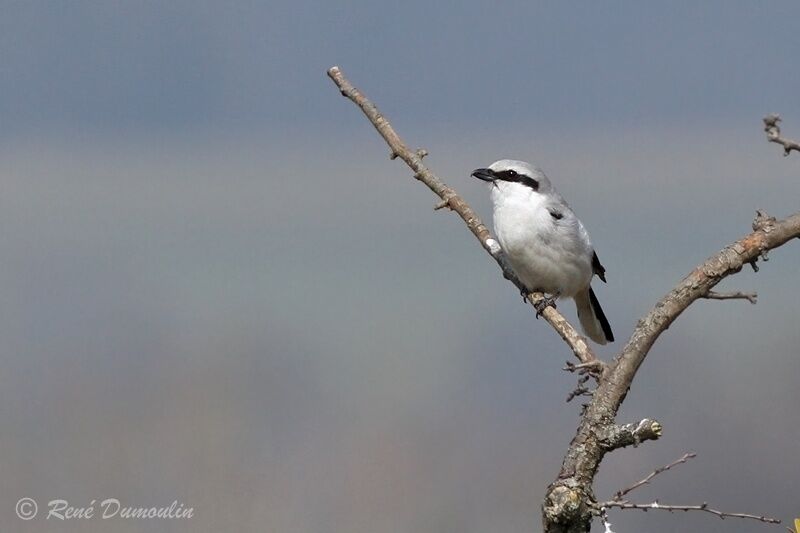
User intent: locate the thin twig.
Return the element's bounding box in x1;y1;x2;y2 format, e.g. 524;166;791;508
764;114;800;156
327;66;598;368
566;374;593;403
703;290;758;304
613;452;696;501
564;360;606;374
601;500;781;525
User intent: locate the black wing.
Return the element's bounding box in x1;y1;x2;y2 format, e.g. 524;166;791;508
592;251;607;283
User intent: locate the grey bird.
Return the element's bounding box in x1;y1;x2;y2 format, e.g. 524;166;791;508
472;159;614;344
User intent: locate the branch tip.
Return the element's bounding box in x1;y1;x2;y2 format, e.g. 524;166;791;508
599;418;662;451
703;290;758;304
763;113;800;156
433;199;451;211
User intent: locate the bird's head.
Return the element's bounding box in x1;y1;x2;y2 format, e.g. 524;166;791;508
471;159;552;198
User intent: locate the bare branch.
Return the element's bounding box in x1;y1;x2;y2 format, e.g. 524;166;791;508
613;452;696;501
328;68;797;532
545;210;800;530
565;374;592;403
532;297;602;371
598;419;662;451
563;360;607;401
433;199;451;211
563;360;606;376
764;114;800;156
702;290;757;304
326;66;598;368
600;500;781;525
604;209;800;410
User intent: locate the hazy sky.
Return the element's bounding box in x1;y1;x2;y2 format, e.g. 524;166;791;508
3;1;799;136
1;3;799;532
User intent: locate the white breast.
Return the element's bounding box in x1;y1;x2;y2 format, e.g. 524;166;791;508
490;183;593;298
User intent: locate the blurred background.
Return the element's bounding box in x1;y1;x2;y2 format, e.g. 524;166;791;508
1;2;799;532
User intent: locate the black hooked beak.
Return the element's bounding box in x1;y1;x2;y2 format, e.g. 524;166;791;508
471;168;496;182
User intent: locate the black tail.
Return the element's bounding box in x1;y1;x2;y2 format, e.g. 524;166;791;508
589;287;614;343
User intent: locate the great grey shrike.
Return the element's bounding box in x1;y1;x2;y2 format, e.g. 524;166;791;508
472;159;614;344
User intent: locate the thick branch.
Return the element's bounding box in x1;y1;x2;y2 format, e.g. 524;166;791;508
604;210;800;412
764;114;800;156
327;66;598;368
545;212;800;531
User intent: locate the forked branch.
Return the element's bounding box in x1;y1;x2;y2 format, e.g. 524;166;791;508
598;452;781;526
327;66;797;532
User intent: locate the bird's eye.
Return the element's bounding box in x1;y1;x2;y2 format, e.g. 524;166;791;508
506;170;517;176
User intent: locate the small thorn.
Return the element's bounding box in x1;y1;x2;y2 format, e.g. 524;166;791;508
749;259;759;272
433;199;450;211
416;148;428;159
389;151;398;160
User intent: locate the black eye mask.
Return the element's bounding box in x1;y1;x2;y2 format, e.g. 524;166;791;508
493;169;540;191
471;168;540;191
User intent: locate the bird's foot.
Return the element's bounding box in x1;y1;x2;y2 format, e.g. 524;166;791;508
534;293;559;318
520;287;531;303
520;286;545;304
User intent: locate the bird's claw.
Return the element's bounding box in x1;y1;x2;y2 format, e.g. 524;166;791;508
534;294;558;318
